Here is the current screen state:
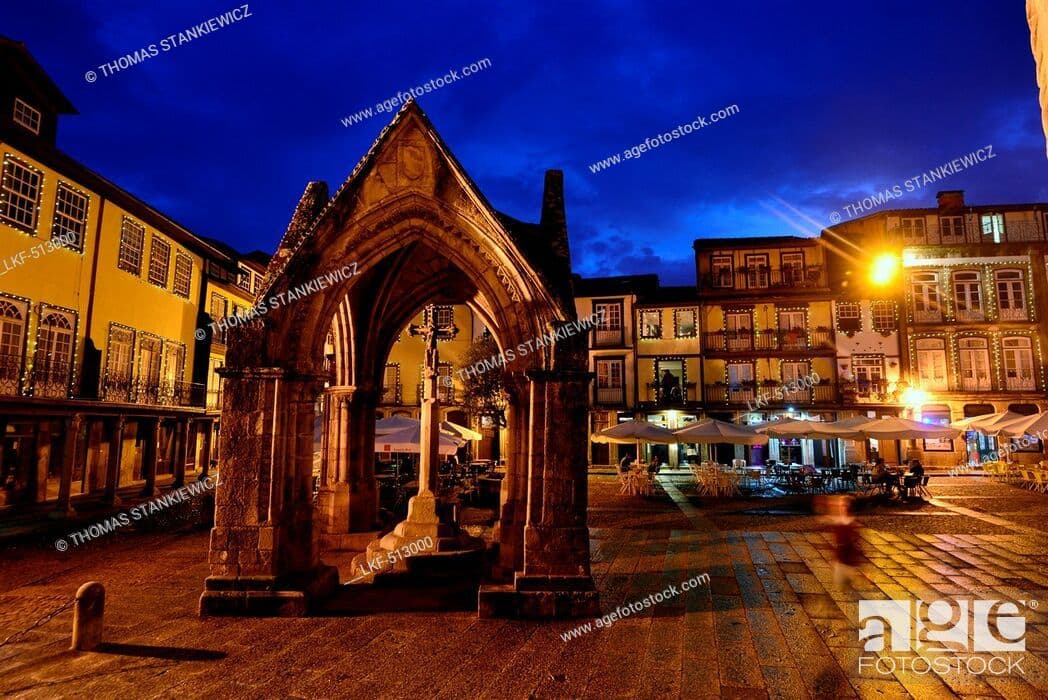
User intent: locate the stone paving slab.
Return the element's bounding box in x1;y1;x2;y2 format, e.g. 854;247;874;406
0;475;1045;698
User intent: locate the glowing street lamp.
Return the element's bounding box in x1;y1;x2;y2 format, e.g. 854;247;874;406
869;252;899;286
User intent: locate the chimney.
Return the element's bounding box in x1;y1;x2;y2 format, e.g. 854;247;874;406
541;169;566;233
936;190;965;213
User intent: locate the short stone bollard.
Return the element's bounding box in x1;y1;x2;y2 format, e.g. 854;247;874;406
70;581;105;651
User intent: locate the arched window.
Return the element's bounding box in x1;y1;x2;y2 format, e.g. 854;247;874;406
34;310;75;398
914;338;948;390
957;337;992;392
1001;336;1035;391
911;273;941;322
995;270;1026;320
0;300;26;394
952;271;983;321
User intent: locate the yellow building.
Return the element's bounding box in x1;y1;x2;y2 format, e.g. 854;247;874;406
694;236;839;465
373;303;488;453
0;38;236;513
828;190;1048;467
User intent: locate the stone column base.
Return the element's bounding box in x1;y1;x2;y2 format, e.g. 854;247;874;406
477;574;600;619
198;564;339;617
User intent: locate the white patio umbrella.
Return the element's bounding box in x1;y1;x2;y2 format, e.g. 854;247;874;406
375;416;420;435
673;418;769;445
951;411;1024;433
591;419;677;465
851;416;959;440
376;416;482;442
997;411;1048;438
374;424;461;455
804;415;878;439
755;418;830;439
440;420;482;442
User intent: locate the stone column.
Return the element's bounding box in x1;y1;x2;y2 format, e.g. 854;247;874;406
52;413;83;518
199;420;213;477
103;417;125;506
200;367;336;616
317;385;378;545
495;374;529;580
140;419;160;497
480;356;599;618
172;419;190;487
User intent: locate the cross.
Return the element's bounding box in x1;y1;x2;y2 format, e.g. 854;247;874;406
408;306;458;382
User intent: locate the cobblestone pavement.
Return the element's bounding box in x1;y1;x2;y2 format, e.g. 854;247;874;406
0;475;1046;698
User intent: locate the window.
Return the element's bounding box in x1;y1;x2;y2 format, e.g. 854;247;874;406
870;301;896;332
173;253;193;298
236;266;252;291
744;254;769;288
118;217;145;274
161;342;186;403
382;364;401;404
656;359;684;403
639;310;661;339
781;252;805;284
852;355;884;395
957;337;991;391
911;272;941;322
210;293;228;344
781;361;810;401
137;335;162;403
940;215;964;240
995;270;1026;320
595;358;624;404
594;301;623;346
837;302;861;331
51;183;88;251
915;338;948;391
0;155;42;233
34;309;75;399
104;324;134;401
674;309;696;338
725;311;753;351
952;271;983;321
778;309;806;348
899;217;926;242
13;99;42;134
1002;337;1035;391
0;299;26;395
726;362;754;402
922;405;954;451
148;236;171;287
433;305;454;329
981;214;1004;243
711;255;733;287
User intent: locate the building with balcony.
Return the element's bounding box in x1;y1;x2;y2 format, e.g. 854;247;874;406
827;190;1048;466
574;275;651;466
694;236;840;465
0;37;235;514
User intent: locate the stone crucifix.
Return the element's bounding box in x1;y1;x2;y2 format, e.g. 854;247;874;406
406;308;456;509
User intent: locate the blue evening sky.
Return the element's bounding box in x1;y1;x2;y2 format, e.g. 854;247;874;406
7;1;1047;284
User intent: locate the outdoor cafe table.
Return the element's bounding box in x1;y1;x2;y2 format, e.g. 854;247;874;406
620;465;654;496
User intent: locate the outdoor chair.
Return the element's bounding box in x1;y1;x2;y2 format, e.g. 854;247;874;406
916;475;931;499
901;475;921;499
1033;470;1048;494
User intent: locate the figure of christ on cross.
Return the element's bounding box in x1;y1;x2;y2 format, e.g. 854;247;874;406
407;308;457;501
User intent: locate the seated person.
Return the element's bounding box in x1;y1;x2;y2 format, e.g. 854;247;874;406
908;459;925;477
648;456;660;475
619;453;634;473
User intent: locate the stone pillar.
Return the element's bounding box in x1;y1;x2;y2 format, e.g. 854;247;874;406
173;419;190;487
199;420;213;477
317;386;379;548
495;375;529;580
140;418;160;497
51;413;83;518
200;367;337;616
479;349;599;618
103;417;125;506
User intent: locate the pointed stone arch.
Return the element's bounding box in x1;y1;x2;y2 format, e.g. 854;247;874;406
201;103;598;618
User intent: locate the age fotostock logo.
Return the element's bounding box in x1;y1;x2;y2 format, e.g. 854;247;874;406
858;598;1028;676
